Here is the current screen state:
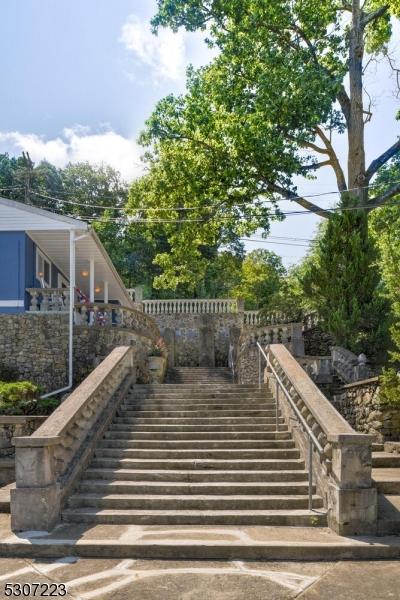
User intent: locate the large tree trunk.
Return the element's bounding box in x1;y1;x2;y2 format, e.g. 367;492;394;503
347;0;367;205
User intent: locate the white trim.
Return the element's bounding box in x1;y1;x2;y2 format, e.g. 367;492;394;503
0;196;88;230
57;273;69;288
36;248;51;288
0;300;24;307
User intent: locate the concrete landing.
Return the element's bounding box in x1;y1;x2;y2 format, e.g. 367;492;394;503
0;515;399;560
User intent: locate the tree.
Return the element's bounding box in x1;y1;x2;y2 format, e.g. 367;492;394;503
231;249;285;310
126;1;400;290
302;205;390;359
369;156;400;362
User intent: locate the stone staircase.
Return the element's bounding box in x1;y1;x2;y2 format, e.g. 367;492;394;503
63;368;327;526
372;442;400;535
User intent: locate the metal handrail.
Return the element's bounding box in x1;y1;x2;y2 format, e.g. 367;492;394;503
257;342;328;511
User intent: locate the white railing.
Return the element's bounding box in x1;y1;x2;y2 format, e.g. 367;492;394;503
143;298;240;315
26;288;69;312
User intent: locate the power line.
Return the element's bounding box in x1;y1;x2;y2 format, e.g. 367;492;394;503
28;178;400;214
240;238;310;247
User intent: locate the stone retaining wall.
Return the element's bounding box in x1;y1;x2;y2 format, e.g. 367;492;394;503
0;314;69;392
332;378;400;442
153;313;241;367
0;312;160;392
303;326;335;356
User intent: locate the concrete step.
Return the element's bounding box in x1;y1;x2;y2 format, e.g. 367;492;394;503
78;480;315;496
112;417;286;425
4;522;400;560
372;452;400;468
94;448;299;460
62;507;328;526
90;458;305;471
377;494;400;535
373;468;400;494
84;468;310;483
109;424;289;432
98;439;296;450
127;394;274;402
372;443;385;452
131;385;267;392
104;431;292;441
123;401;276;409
67;493;324;511
117;409;281;418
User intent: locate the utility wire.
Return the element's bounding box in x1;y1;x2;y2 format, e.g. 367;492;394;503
28;178;400;214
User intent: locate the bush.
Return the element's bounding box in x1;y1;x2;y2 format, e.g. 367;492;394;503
379;368;400;406
0;381;39;415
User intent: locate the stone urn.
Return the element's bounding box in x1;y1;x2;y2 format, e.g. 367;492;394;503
148;355;167;383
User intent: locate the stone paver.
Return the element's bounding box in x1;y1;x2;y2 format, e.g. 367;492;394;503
0;557;398;599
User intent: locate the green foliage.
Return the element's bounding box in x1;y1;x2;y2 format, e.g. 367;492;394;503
370;156;400;363
301;205;390;360
231;249;285;310
0;381;39;415
379;368;400;405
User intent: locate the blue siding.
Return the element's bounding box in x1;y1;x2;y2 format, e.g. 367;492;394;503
0;232;26;313
0;232;70;313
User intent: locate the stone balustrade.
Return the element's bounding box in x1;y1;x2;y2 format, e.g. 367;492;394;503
243;311;261;327
331;346;372;384
74;303;159;340
143;298;241;315
26;288;69;312
265;344;377;535
11;346;135;531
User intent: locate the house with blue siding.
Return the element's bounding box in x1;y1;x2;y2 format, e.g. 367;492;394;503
0;197;133;314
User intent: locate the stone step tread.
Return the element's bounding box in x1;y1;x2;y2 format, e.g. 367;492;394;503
84;468;309;479
90;458;304;471
62;508;327;517
104;432;292;439
6;523;400;560
99;441;295;448
118;410;280;416
373;468;400;481
79;480;313;490
90;459;305;470
96;448;298;454
71;492;321;502
109;426;289;432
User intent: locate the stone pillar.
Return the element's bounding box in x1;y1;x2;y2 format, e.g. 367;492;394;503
327;433;377;535
11;438;61;531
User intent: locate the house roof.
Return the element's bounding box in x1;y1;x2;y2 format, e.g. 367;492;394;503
0;197;133;307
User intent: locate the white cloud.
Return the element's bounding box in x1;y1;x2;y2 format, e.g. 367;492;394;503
120;15;186;82
0;127;143;181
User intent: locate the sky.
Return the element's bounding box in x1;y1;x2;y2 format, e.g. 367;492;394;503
0;1;399;268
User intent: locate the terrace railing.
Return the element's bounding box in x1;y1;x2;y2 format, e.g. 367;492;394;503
143;298;241;315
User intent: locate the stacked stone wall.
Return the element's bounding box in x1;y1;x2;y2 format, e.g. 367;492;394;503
0;313;159;392
303;326;335;356
153;313;242;367
332;378;400;442
0;314;69;391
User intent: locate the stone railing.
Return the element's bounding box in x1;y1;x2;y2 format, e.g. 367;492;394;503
243;323;304;355
265;344;377;535
74;303;159;340
331;346;372;384
11;346;135;531
143;298;241;315
296;356;333;384
243;311;261;327
26;288;69;312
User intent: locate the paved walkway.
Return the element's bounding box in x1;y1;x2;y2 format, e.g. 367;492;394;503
0;557;399;599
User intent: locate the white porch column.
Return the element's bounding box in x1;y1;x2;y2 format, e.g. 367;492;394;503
89;258;95;303
69;229;76;387
104;281;109;304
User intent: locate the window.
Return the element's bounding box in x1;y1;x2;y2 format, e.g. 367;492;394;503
36;249;51;288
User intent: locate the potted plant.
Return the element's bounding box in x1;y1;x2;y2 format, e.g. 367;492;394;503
148;338;168;382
